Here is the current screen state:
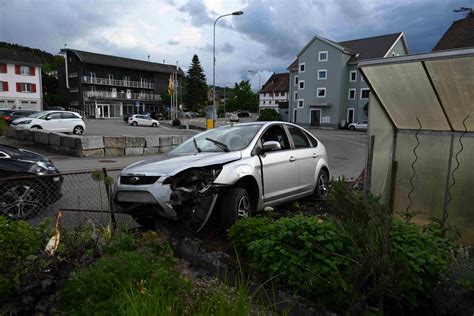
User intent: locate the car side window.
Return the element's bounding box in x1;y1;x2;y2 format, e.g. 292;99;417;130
304;130;318;147
260;125;290;150
61;112;76;119
47;113;62;120
288;126;311;149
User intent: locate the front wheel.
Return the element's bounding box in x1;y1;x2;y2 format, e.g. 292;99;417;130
314;169;329;200
31;125;42;130
132;121;138;126
219;187;251;228
73;125;84;135
0;181;45;220
349;125;355;131
152;123;158;127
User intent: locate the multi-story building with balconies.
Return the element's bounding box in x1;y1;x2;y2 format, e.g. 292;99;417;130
288;32;408;128
0;48;42;110
58;49;184;118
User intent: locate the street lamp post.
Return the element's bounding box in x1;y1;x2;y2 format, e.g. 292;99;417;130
212;10;243;127
248;70;261;112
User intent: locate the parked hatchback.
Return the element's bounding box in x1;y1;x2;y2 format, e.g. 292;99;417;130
348;120;367;131
128;114;160;127
114;121;329;230
0;109;39;125
11;111;86;135
0;144;63;220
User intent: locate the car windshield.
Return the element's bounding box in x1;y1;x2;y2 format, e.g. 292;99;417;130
28;112;49;119
170;124;262;154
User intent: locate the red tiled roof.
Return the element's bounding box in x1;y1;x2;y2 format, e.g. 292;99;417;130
260;73;289;93
432;17;474;51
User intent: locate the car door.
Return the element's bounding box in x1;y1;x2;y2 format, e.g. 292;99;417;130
60;112;79;132
286;126;320;194
43;112;62;131
257;124;299;204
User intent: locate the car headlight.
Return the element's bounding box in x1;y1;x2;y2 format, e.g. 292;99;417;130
164;165;223;192
29;161;58;174
18;120;32;125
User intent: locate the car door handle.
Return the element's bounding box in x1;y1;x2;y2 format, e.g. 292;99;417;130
312;153;318;158
289;156;297;162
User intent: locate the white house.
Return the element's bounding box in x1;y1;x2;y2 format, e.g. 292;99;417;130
0;48;42;110
259;73;289;110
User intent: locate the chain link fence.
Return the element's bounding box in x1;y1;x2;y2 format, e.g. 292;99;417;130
0;168;137;229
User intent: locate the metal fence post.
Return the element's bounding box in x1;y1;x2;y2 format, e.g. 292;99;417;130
102;168;117;231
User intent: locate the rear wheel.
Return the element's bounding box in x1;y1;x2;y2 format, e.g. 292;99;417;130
0;181;45;220
73;125;84;135
219;187;251;228
314;169;329;200
132;121;138;126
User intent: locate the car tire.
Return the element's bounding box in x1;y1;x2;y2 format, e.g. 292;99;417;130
219;187;251;228
349;126;355;131
31;125;42;129
0;180;45;220
73;125;84;135
132;215;156;230
132;121;138;126
314;169;329;200
152;123;158;127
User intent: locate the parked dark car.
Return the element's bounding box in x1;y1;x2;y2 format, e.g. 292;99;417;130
0;109;39;125
0;144;63;220
237;111;251;117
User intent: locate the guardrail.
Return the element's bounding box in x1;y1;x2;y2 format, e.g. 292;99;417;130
81;76;154;89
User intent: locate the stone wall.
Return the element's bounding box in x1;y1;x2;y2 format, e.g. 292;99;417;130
3;128;191;157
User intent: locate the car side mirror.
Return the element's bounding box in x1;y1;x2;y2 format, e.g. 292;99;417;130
262;141;281;152
45;116;51;120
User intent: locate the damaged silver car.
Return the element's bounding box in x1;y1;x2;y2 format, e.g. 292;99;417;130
114;122;330;230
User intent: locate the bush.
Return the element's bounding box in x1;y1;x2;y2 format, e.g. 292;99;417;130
230;215;359;307
256;109;281;121
172;118;181;126
228;217;273;254
0;217;43;299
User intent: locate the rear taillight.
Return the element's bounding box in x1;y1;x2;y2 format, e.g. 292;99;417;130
3;115;11;121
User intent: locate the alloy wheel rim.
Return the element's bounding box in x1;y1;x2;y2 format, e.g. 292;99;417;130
0;185;40;219
74;127;83;135
319;174;329;197
237;195;250;218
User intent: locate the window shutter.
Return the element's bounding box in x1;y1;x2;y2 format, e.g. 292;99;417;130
31;84;37;93
15;65;21;74
30;66;35;76
16;83;21;92
0;64;6;73
2;82;8;91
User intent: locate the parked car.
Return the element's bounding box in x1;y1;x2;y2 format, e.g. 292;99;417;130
11;111;86;135
348;120;368;131
0;109;39;125
230;113;239;122
128;114;160;127
114;121;329;230
0;144;63;220
237;111;251;117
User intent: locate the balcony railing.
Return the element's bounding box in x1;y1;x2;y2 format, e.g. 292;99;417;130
81;76;154;89
84;91;161;101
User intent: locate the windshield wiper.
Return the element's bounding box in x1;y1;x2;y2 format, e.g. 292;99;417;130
205;137;229;152
193;137;202;153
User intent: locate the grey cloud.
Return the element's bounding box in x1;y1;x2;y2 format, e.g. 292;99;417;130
178;0;212;26
88;36;117;51
168;39;180;45
221;42;235;53
200;42;235;54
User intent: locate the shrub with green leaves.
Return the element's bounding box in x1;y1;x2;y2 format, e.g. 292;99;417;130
230;215;359;307
0;217;42;299
256;108;281;121
391;219;455;305
228;217;272;254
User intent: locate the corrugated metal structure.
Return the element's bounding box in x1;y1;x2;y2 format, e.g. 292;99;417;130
359;48;474;244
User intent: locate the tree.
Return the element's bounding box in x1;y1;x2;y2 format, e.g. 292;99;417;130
453;7;474;18
225;80;258;112
256;108;281;121
184;55;208;112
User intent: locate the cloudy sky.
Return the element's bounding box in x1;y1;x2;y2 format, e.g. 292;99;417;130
0;0;471;89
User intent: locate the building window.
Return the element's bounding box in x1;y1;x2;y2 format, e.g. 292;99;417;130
316;88;326;98
349;71;357;82
298;99;304;108
0;64;6;73
0;81;8;92
348;89;356;100
263;101;266;105
318;51;328;62
299;63;305;73
294;76;298;85
360;88;370;99
361;73;365;82
317;69;327;80
299;80;305;90
20;83;33;92
294;91;298;101
20;66;31;75
70;88;79;93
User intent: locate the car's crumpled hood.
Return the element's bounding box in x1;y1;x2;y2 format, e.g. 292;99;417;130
122;151;242;177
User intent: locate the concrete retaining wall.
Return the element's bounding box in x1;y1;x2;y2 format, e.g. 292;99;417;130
4;127;192;158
